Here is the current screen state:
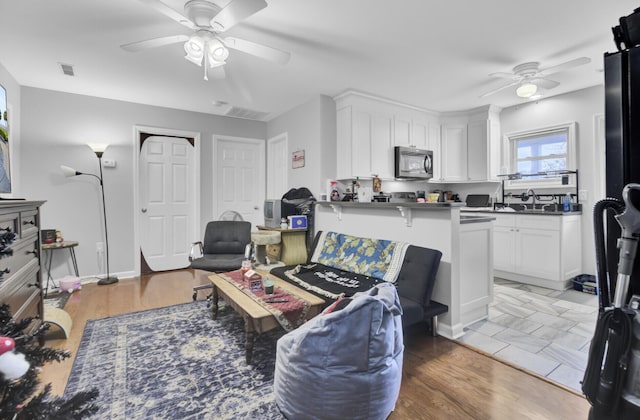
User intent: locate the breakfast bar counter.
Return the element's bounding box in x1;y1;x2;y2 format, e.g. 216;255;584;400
314;201;494;339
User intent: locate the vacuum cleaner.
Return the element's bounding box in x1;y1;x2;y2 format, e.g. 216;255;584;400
582;184;640;419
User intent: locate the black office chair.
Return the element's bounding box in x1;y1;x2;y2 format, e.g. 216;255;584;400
190;220;252;301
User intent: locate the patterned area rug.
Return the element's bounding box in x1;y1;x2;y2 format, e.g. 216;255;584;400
64;301;285;419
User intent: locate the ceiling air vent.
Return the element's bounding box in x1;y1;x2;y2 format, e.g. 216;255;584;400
59;63;75;76
225;106;269;121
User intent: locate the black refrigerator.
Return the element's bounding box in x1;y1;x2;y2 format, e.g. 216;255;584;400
604;45;640;300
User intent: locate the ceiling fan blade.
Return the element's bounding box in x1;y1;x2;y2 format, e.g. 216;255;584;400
530;78;560;90
211;0;267;32
539;57;591;76
479;80;520;98
488;71;521;80
138;0;195;30
222;37;290;64
121;34;189;52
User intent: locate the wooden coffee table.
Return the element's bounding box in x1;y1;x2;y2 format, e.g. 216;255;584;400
209;271;325;363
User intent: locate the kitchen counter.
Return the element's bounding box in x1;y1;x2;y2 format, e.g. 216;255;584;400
314;198;494;339
317;201;465;209
462;208;582;216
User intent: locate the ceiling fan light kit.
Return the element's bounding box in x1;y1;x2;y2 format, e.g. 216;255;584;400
516;82;538;98
183;34;228;68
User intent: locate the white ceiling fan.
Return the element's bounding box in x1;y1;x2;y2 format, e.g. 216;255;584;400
121;0;291;80
479;57;591;99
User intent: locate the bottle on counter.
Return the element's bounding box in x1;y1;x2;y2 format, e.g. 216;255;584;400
373;175;382;193
352;177;360;201
563;194;574;212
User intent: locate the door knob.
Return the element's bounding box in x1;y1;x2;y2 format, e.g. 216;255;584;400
254;206;259;210
141;208;147;213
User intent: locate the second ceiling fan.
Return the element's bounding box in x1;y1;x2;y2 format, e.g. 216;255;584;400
480;57;591;99
121;0;291;80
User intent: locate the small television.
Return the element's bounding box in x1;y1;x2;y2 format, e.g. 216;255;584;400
264;199;283;228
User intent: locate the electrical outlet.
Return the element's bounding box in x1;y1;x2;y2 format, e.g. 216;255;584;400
103;159;117;168
96;242;104;253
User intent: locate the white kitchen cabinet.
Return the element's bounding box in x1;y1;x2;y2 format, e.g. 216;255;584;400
336;105;393;179
437;106;501;183
487;213;581;290
428;123;442;181
351;110;372;177
467;119;489;181
393;116;411;147
336;105;353;180
441;124;468;181
493;224;516;272
411;119;429;149
371;113;394;179
334;91;438;180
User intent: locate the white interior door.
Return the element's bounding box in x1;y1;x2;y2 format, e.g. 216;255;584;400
214;136;265;228
267;133;288;198
140;135;196;271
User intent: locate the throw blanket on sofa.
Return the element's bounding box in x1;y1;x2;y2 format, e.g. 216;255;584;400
280;264;382;300
310;231;409;283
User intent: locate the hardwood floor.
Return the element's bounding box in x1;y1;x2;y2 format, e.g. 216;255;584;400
39;269;591;419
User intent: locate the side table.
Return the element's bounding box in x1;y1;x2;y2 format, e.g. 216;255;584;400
257;226;307;265
42;241;79;294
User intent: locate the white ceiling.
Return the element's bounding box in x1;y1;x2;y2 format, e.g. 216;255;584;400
0;0;637;121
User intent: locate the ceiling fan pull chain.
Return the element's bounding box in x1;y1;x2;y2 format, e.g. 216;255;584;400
204;44;209;81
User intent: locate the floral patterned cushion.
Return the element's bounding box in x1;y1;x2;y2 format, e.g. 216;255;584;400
310;231;408;283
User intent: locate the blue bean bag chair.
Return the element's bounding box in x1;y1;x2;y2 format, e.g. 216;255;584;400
274;283;404;420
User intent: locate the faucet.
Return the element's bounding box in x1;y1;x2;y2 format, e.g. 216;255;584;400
525;189;538;210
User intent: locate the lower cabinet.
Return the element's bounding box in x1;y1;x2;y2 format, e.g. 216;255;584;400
487;213;581;290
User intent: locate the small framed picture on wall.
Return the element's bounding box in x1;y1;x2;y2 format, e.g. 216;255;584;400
292;149;305;169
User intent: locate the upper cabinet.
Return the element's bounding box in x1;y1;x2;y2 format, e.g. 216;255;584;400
334;91;501;183
440;124;468;181
335;91;440;180
436;106;502;183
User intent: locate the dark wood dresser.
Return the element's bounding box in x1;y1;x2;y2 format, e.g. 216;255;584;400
0;200;45;334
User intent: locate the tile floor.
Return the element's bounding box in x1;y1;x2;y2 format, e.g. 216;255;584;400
458;278;598;393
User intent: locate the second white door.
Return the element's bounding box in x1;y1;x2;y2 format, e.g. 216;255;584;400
214;136;265;228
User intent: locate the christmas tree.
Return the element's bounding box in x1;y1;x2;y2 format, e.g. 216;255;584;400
0;304;98;419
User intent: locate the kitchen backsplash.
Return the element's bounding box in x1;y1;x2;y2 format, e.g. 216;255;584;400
331;178;577;205
331;178;503;202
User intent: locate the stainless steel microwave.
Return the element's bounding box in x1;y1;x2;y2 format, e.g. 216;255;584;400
394;146;433;179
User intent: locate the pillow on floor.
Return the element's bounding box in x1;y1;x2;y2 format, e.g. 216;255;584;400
274;283;404;420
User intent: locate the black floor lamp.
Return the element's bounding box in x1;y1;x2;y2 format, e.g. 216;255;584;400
61;144;118;285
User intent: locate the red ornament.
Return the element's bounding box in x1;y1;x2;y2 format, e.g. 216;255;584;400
0;336;15;355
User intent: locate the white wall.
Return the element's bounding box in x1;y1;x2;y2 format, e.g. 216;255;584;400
499;86;604;275
19;87;266;280
266;95;336;199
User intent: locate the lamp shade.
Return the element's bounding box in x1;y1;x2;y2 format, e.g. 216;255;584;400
516;83;538;98
60;165;79;178
88;144;109;158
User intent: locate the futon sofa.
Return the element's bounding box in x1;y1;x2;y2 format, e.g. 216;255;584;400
269;230;448;334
